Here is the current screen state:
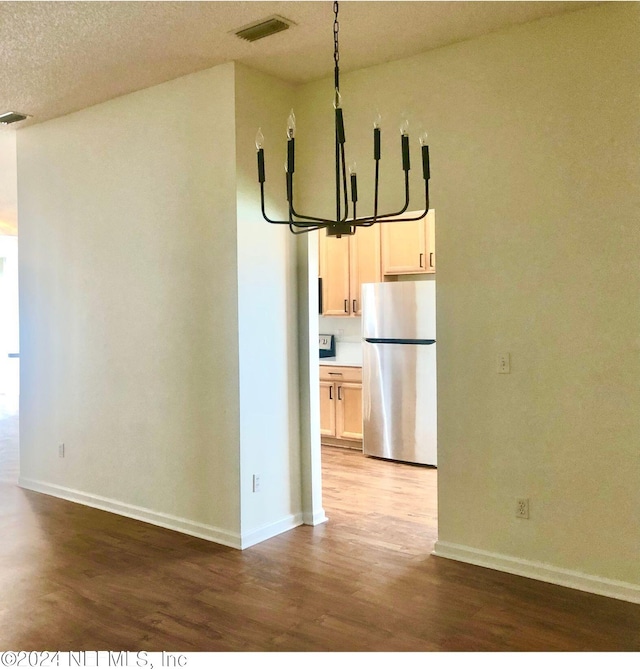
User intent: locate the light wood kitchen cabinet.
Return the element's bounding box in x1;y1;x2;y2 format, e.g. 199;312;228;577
319;365;362;449
319;380;337;437
319;225;381;317
381;209;436;275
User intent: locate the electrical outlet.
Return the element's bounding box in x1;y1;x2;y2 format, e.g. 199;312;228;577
252;474;261;493
337;329;345;339
58;443;65;458
497;353;511;374
516;498;529;519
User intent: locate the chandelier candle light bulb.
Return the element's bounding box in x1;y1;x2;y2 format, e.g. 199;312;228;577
420;131;431;180
286;109;296;175
334;91;346;145
286;109;296;139
400;118;411;172
373;114;382;160
256;128;265;183
349;163;358;204
255;1;431;237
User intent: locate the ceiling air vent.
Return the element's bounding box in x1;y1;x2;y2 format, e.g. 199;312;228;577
234;16;293;43
0;112;29;125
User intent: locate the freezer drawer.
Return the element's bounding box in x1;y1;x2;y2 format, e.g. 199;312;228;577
363;340;437;466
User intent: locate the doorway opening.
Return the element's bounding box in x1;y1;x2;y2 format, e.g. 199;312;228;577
312;211;438;554
0;235;19;419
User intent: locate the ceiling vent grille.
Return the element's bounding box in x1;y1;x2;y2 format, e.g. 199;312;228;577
0;112;29;125
234;16;293;42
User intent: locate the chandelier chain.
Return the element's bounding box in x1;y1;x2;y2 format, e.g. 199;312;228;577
333;1;340;90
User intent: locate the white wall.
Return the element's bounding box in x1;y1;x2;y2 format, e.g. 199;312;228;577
13;3;640;597
17;60;314;549
318;315;361;343
233;64;306;545
296;3;640;601
17;64;244;545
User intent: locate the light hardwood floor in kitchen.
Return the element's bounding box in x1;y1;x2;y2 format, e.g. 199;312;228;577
1;412;639;651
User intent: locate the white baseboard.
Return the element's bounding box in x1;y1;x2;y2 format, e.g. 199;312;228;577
19;476;243;549
433;540;640;605
302;509;328;526
240;513;305;549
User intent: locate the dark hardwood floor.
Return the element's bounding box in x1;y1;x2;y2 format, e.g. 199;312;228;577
1;405;639;651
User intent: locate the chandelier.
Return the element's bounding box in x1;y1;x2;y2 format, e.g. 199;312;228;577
255;1;431;238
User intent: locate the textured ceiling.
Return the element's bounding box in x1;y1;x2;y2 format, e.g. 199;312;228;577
0;1;599;128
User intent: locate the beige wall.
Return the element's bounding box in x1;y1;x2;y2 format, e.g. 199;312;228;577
17;64;244;544
296;2;640;596
12;1;640;599
233;64;307;542
17;61;310;547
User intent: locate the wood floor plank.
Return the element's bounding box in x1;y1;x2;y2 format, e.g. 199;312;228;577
1;416;639;651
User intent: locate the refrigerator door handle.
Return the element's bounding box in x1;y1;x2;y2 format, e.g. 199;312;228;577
364;337;436;345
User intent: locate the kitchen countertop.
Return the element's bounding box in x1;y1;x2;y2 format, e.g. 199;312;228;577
319;341;362;367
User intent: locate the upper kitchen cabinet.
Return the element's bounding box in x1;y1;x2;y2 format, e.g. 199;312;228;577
381;209;436;276
319;224;381;317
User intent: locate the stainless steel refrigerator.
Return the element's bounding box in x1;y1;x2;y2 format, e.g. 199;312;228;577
361;281;437;466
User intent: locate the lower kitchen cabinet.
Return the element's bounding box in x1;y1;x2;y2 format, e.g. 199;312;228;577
319;365;362;450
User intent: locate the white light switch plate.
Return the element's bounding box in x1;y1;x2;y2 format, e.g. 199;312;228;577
497;353;511;374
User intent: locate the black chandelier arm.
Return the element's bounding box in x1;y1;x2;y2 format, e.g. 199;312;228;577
344;170;411;227
291;208;338;224
260;183;323;227
350;181;430;226
289;222;326;234
334;117;342;223
289;200;326;228
287;171;351;225
374;159;380;221
261;180;331;227
289;202;342;225
263;169;429;230
260;183;292;225
379;168;411;219
339;141;350;224
288;203;327;234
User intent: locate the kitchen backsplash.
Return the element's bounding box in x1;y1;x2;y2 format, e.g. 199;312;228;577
318;316;362;343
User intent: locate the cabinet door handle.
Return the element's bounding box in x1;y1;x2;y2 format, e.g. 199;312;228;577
329;386;333;400
328;372;342;376
353;299;357;313
337;386;342;401
344;299;348;313
419;253;424;268
430;252;434;268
